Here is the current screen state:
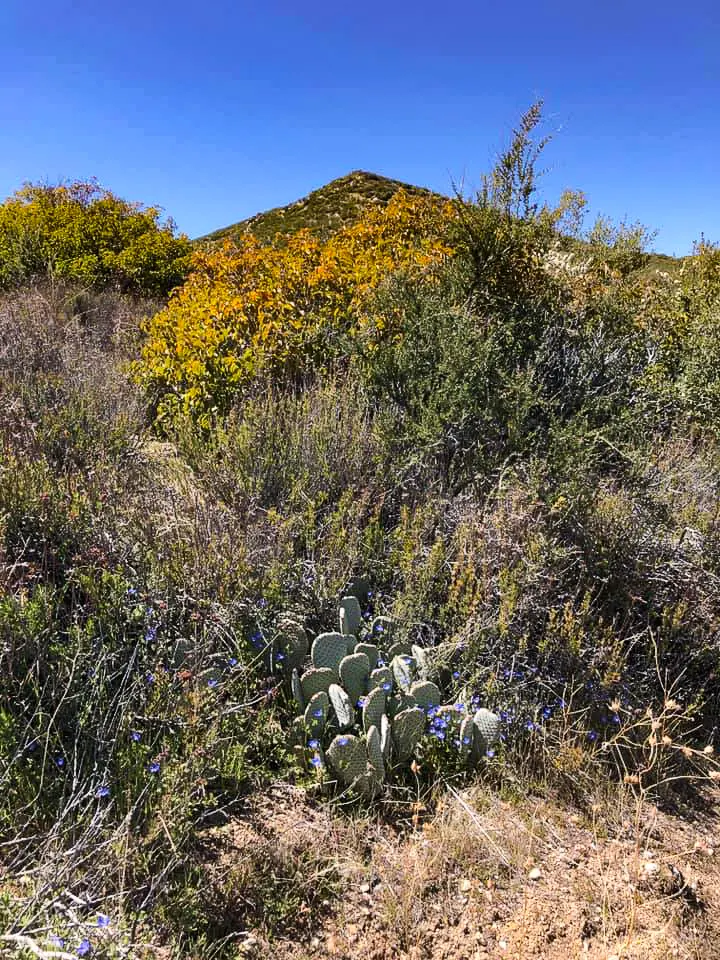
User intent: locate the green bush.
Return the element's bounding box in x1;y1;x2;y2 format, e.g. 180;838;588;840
0;179;191;296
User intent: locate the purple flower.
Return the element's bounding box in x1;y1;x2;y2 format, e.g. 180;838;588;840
526;721;536;732
486;749;496;758
275;652;286;662
49;935;64;948
542;706;553;720
258;598;268;608
55;756;65;768
96;915;110;928
432;731;446;740
356;697;367;708
145;626;157;643
76;940;91;957
148;761;161;774
95;786;110;798
145;672;154;685
337;736;349;746
587;730;598;742
382;682;392;692
207;678;219;688
455;703;465;712
308;739;320;749
130;730;141;743
452;671;460;680
228;657;238;667
462;735;472;745
312;708;323;719
310;755;322;768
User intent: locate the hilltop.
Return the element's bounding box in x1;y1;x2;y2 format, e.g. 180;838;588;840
196;169;445;244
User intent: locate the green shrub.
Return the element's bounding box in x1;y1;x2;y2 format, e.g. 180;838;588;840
0;179;191;296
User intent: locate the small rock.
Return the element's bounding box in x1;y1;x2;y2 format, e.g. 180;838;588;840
359;882;371;893
643;862;660;876
459;877;473;893
528;867;542;881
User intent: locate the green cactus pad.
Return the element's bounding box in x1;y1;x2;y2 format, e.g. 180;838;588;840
304;691;329;738
380;713;392;760
339;596;363;642
311;632;347;675
370;616;396;643
362;686;386;733
289;714;306;748
300;667;335;701
326;733;367;787
291;668;305;711
354;772;381;800
391;655;415;692
354;642;379;671
393;706;426;762
411;644;429;680
328;683;355;730
459;715;474;758
409;680;442;712
387;691;418;718
473;708;501;748
368;666;393;694
339;652;370;707
276;618;309;673
387;641;413;659
366;725;385;781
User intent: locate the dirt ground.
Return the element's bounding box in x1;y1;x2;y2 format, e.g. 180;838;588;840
194;781;720;960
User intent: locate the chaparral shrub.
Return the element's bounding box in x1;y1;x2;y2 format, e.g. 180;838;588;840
0;179;192;296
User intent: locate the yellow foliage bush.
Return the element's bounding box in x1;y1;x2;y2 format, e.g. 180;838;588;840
136;191;456;423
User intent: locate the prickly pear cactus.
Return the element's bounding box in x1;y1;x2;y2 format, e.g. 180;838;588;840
366;725;385;781
472;708;501;758
393;706;426;762
300;667;335;701
368;666;393;694
326;734;367;788
354;642;379;671
339;652;370;707
380;713;392;760
304;691;329;739
362;686;386;733
291;668;305;711
276;619;309;674
328;683;354;731
459;715;474;758
370;616;395;642
339;596;363;644
391;655;415;692
311;632;347;675
409;680;442;712
411;644;429;680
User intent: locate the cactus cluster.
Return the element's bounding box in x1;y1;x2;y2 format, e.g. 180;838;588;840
274;590;501;799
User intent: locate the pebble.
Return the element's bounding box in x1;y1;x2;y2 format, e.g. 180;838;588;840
528;867;542;881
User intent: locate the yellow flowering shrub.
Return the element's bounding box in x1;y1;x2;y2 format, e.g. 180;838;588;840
137;191;455;423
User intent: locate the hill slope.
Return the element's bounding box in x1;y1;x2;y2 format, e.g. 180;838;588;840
196;170;445;244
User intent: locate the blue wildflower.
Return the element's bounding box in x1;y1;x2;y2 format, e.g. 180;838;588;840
308;739;320;749
148;762;161;774
337;736;349;746
95;786;110;798
145;626;157;643
382;682;392;692
433;731;446;741
587;730;598;742
310;756;322;768
228;657;238;667
452;671;460;680
356;697;367;708
611;713;621;725
275;652;286;662
375;623;384;633
312;708;323;719
526;721;536;732
486;749;496;758
96;915;110;928
207;678;218;688
49;936;64;948
455;702;465;712
145;672;154;685
55;756;65;768
542;706;553;720
462;735;472;745
77;940;91;957
130;731;141;743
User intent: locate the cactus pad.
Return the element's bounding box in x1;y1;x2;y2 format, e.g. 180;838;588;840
354;642;379;671
303;691;329;738
473;708;501;751
393;706;426;762
459;715;474;758
391;655;415;692
311;632;347;675
339;596;363;642
326;734;367;787
411;644;429;680
339;652;370;706
366;725;385;781
368;666;393;694
409;680;442;712
328;683;355;730
362;686;386;733
291;668;305;711
300;667;335;701
380;713;392;760
387;641;413;659
276;618;309;673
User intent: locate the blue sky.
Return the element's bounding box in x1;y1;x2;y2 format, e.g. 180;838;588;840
0;1;717;254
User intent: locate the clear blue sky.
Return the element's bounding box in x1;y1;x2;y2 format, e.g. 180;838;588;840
1;0;717;255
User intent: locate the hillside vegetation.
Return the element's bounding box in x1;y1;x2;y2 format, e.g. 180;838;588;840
1;105;720;959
